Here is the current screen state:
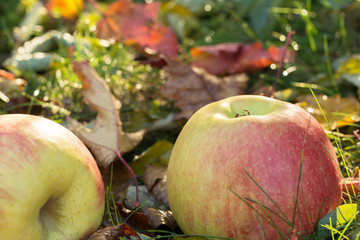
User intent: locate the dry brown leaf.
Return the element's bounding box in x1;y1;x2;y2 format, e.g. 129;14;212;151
100;160;132;203
88;223;141;240
67;61;145;168
143;165;168;206
122;199;179;233
161;58;248;119
190;42;295;76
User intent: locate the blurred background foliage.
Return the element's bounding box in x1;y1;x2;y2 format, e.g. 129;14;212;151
0;0;360;163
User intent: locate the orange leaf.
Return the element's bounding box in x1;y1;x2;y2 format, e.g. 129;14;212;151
96;0;178;57
87;223;142;240
0;69;15;80
46;0;83;20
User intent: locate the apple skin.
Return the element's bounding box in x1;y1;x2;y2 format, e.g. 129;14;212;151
0;114;105;240
166;95;342;239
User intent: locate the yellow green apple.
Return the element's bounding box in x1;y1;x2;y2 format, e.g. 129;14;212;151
166;95;342;239
0;114;105;240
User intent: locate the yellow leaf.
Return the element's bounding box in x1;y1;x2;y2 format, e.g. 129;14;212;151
335;115;358;129
296;94;360;129
336;57;360;75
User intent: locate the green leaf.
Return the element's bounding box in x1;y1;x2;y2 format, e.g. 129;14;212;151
317;204;360;239
334;55;360;88
130;140;173;175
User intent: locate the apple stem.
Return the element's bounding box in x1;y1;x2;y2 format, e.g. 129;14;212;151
243;109;251;116
235;109;251;118
354;129;360;147
268;31;295;97
115;150;140;207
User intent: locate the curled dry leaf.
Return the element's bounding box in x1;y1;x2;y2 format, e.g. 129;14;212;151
161;58;248;119
67;61;145;168
121;199;179;233
88;223;141;240
143;165;168;206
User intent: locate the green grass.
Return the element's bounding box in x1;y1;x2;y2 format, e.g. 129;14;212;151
1;0;360;239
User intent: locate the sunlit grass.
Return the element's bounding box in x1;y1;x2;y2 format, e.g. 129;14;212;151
1;0;359;238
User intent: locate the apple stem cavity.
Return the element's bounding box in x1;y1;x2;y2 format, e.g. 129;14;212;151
268;31;295;98
235;109;251;118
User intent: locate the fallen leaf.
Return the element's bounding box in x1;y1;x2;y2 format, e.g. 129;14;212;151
161;58;248;119
0;69;15;80
46;0;83;20
296;94;360;129
190;42;295;76
126;185;166;210
190;43;240;76
115;202;154;235
96;0;178;58
317;204;360;239
130;140;173;175
101;160;132;203
67;61;145;168
122;199;179;233
336;115;358;129
334;54;360;88
88;223;142;240
143;165;168;206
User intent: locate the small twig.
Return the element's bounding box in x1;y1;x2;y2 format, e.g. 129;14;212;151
354;167;359;178
116;151;139;207
268;31;295;98
353;129;360;148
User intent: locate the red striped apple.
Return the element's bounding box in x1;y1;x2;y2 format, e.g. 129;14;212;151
166;95;342;239
0;114;105;240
